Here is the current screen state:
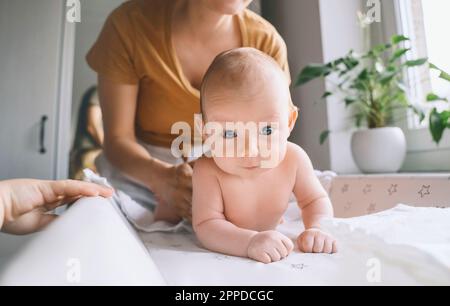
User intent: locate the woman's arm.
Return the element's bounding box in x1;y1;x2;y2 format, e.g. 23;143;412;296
98;76;193;218
98;76;170;190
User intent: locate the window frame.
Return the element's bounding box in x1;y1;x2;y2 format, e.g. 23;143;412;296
380;0;450;171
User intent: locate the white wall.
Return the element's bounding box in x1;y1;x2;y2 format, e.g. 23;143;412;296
318;0;363;174
262;0;331;170
262;0;366;173
71;0;125;140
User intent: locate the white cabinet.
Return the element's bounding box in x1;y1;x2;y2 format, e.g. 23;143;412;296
0;0;73;180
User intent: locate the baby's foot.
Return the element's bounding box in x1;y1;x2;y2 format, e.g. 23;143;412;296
247;230;294;264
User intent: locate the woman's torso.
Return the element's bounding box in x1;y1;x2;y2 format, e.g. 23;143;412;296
87;0;290;148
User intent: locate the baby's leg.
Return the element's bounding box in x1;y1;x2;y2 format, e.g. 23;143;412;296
153;199;182;224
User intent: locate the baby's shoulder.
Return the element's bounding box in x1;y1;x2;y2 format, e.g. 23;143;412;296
284;142;312;169
193;157;219;176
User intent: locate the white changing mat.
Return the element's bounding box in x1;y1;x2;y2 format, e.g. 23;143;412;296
84;169;450;285
139;203;450;286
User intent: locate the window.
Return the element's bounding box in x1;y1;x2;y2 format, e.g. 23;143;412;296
380;0;450;171
422;1;450;102
395;0;449;129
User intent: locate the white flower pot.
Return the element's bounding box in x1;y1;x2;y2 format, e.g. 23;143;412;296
351;127;406;173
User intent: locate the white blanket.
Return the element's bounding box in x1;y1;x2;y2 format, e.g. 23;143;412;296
84;169;450;285
139;204;450;286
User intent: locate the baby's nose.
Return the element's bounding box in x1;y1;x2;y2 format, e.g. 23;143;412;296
244;135;259;158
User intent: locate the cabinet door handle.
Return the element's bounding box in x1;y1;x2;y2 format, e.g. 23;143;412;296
39;115;48;154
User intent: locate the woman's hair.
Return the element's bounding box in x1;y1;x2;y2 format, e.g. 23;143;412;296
69;86;101;178
72;86;99;150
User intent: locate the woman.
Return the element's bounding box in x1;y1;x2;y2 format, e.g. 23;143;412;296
86;0;291;221
70;86;104;180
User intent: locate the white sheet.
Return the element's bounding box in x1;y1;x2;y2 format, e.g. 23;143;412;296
83;169;450;285
139;203;450;286
0;197;166;286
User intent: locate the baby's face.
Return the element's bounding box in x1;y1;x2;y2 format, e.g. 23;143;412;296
203;77;294;178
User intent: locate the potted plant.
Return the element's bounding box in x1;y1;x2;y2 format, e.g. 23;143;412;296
295;34;433;173
427;64;450;144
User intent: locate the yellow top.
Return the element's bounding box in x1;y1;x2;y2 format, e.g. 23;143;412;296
87;0;291;148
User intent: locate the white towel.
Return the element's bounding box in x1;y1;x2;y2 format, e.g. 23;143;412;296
83;169;192;233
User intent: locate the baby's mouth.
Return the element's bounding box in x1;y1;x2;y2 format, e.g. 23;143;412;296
242;165;260;170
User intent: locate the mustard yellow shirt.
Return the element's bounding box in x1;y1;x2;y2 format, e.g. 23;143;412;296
87;0;291;148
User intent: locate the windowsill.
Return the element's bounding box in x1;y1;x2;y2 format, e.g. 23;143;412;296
404;126;450;153
336;172;450;178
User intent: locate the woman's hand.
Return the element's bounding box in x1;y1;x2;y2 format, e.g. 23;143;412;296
0;179;113;235
153;163;193;221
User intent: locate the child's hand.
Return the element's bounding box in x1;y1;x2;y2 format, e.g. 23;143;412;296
297;228;337;254
247;230;294;264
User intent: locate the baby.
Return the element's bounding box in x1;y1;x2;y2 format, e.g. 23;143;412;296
192;48;337;264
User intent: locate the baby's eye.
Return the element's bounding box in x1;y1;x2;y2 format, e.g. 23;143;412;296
260;125;273;136
223;130;237;139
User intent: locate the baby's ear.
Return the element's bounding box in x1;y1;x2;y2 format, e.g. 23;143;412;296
288;104;299;134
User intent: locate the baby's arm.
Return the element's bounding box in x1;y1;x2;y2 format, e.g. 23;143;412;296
192;158;257;257
292;146;337;253
193;158;293;263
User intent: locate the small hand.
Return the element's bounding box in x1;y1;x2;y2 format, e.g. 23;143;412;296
247;230;294;264
297;228;337;254
0;179;113;235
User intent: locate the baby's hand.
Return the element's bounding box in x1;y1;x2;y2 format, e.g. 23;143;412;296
297;228;337;254
247;231;294;264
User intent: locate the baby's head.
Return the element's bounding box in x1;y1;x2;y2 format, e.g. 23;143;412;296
200;47;298;177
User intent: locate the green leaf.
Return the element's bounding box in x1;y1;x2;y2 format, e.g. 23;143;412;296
391;35;410;44
373;43;391;54
389;48;410;62
426;93;448;102
440;71;450;82
405;58;428;67
409;105;426;123
342;57;359;70
357;69;369;80
328;58;345;70
429;108;450;144
355;114;364;127
379;70;398;85
344;97;357;106
319;130;330;145
430;63;450;82
295;64;333;86
321;91;332;99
